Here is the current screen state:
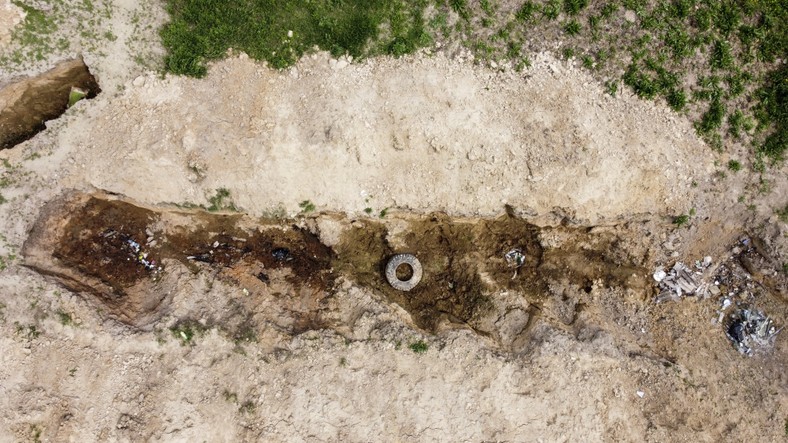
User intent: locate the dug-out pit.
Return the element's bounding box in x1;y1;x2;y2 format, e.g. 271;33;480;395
23;192;650;338
0;58;100;149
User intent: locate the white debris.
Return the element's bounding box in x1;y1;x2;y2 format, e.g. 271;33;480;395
654;258;715;302
636;390;645;398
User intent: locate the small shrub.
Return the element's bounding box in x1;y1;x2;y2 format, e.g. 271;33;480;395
727;159;742;172
57;310;73;326
409;340;428;354
673;214;690;227
223;390;238;403
563;0;588;16
695;98;726;134
542;0;561;20
564;20;581;36
239;400;256;414
710;40;734;70
450;0;470;20
562;47;575;59
666;88;686;111
777;205;788;222
600;3;617;18
605;80;618;97
516;1;538;22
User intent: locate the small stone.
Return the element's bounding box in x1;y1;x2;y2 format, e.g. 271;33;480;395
624;10;637;22
132;76;145;87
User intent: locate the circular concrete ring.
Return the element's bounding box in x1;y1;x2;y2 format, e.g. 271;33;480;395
385;254;423;291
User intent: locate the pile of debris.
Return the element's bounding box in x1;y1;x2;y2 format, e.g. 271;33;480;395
102;229;161;273
725;308;781;356
653;239;782;356
653;256;714;302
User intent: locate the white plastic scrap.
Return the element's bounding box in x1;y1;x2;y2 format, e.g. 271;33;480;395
655;262;702;302
725;309;781;356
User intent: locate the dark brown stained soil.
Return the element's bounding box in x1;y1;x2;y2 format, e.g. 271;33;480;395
0;57;100;149
334;214;648;332
27;194;652;334
53;198;160;293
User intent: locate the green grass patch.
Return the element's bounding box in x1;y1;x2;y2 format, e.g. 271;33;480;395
563;0;588;16
160;0;431;76
709;40;734;70
564;20;581;36
673;214;690;227
695;98;726;135
206;187;237;212
170;320;208;345
541;0;561;21
409;340;428;353
515;1;538;22
299;199;316;213
57;310;73;326
754;64;788;160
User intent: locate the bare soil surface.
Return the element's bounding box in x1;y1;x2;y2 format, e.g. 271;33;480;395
0;0;786;441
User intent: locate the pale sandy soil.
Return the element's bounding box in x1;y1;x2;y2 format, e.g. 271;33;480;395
0;0;786;441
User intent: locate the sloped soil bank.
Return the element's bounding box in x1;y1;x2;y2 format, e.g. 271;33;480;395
0;58;100;149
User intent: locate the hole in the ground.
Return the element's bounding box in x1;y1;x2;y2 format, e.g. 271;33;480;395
0;57;101;150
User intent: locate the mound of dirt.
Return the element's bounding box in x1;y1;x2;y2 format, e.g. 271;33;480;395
57;51;712;224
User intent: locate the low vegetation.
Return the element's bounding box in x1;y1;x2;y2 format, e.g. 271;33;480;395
155;0;787;166
409;340;429;353
160;0;431;75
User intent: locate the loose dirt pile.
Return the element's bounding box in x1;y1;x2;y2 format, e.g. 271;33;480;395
54;51;712;224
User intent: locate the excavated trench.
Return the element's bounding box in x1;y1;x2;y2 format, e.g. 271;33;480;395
0;58;100;149
23;192;651;343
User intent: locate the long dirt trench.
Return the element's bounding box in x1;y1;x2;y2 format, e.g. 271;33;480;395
23;191;654;351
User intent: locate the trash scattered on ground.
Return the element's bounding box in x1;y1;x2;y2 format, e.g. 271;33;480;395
636;390;645;398
653;257;713;302
272;247;292;262
186;240;246;265
505;249;525;268
102;229;161;272
504;248;526;279
725;308;781;356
